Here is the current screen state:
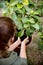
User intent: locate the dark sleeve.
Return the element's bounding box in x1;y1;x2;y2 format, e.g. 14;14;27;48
13;56;27;65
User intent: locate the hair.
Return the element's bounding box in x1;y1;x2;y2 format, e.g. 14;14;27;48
0;17;16;58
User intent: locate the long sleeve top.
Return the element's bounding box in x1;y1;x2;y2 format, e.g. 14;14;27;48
0;51;27;65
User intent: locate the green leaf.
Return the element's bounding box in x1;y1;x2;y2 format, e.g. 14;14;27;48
30;10;34;15
26;28;34;36
17;3;23;9
3;8;9;16
16;21;23;30
32;23;39;30
13;6;18;11
25;6;32;13
26;28;30;36
24;23;29;29
11;13;17;22
8;7;13;14
3;13;8;16
22;0;29;5
22;17;29;23
34;10;41;15
32;15;41;22
29;18;35;23
18;9;24;14
5;1;9;7
32;16;41;22
40;35;43;39
18;30;24;37
10;0;18;6
22;17;35;24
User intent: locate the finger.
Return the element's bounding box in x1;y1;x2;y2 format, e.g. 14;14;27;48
26;36;29;40
18;37;20;40
22;37;29;44
18;37;21;43
24;37;29;41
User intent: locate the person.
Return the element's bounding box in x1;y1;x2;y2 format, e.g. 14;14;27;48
0;17;29;65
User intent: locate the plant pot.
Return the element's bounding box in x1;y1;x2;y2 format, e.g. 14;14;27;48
14;34;32;55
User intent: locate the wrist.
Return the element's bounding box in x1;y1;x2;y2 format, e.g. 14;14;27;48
22;41;25;45
21;42;26;47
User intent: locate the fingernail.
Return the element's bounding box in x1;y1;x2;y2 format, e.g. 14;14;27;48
18;37;20;40
27;36;28;39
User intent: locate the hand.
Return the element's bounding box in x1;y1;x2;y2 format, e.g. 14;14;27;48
8;37;21;51
22;37;29;45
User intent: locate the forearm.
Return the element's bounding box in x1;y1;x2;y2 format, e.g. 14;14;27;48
20;43;27;59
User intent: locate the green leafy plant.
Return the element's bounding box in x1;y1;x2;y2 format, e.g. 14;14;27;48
2;0;42;37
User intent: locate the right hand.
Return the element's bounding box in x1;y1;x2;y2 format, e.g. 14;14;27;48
22;37;29;45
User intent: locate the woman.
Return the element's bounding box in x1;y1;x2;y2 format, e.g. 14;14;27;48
0;17;29;65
